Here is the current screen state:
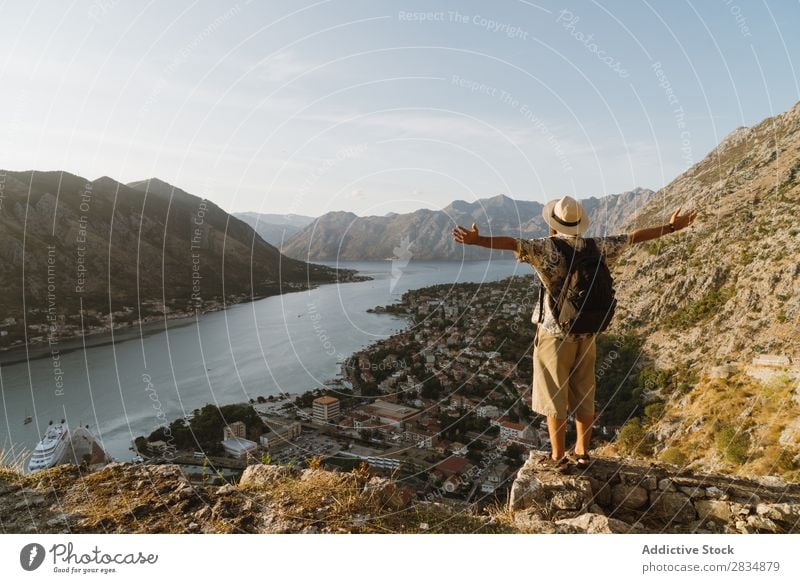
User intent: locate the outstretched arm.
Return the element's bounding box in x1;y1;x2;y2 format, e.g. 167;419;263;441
452;223;517;250
629;207;697;244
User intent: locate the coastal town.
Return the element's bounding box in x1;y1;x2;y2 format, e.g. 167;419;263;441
0;277;360;353
135;275;553;504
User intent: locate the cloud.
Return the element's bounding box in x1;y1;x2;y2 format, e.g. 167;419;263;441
254;51;318;83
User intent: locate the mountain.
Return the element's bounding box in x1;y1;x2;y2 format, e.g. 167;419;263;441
233;211;315;247
612;101;800;367
280;189;655;261
0;172;349;348
599;101;800;478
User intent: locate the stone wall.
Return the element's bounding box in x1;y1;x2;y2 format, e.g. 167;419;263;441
509;451;800;533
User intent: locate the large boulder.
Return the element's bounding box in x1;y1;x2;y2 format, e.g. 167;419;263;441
239;464;297;488
509;454;593;517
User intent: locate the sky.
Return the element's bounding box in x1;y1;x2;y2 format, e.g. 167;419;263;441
0;0;798;216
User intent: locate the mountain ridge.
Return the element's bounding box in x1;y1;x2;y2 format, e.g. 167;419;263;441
0;171;350;349
280;188;655;261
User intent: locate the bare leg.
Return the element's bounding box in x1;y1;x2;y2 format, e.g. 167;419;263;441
575;414;595;455
546;416;568;460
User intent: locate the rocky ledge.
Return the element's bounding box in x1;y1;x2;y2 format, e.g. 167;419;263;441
509;451;800;533
0;463;506;534
2;455;798;534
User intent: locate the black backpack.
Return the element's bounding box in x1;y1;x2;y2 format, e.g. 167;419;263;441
538;237;617;335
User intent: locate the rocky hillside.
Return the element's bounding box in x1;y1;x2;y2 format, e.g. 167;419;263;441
599;102;800;479
0;172;348;346
281;189;654;261
2;456;797;534
233;211;314;247
612;101;800;367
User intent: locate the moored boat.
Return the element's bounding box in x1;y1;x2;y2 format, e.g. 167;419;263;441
27;421;69;473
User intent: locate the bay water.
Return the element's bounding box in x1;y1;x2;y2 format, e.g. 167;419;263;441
0;260;527;463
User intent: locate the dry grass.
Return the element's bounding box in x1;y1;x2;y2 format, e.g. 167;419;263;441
0;448;27;483
239;464;512;533
56;464;198;533
1;457;515;533
484;499;519;529
635;373;800;481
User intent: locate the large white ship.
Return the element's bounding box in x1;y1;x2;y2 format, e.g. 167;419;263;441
27;421;112;473
27;421;69;473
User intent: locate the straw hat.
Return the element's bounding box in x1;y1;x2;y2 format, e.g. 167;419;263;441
542;195;589;235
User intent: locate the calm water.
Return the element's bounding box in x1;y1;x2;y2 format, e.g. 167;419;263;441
0;260;527;463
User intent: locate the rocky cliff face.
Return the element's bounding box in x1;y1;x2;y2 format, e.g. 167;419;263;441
611;101;800;367
281;189;654;261
598;103;800;479
0;172;342;335
2;457;797;534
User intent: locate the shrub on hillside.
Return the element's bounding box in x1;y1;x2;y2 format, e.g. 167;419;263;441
715;425;751;465
643;401;665;423
616;418;653;456
660;447;687;466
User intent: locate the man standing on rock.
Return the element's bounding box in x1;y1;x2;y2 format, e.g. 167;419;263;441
453;195;696;471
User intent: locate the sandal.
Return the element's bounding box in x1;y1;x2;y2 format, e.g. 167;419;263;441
535;454;571;474
569;450;593;469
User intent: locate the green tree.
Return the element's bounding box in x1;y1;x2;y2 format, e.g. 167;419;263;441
421;377;442;399
466;448;483;464
133;436;148;454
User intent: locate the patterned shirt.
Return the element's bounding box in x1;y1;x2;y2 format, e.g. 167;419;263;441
514;233;632;339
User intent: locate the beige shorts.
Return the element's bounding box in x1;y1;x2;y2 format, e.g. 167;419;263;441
532;327;596;419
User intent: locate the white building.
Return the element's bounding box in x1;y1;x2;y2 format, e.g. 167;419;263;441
476;405;500;419
449;442;468;456
313;395;341;423
221;437;258;459
495;418;531;441
259;416;302;450
339;445;402;470
480;462;510;493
